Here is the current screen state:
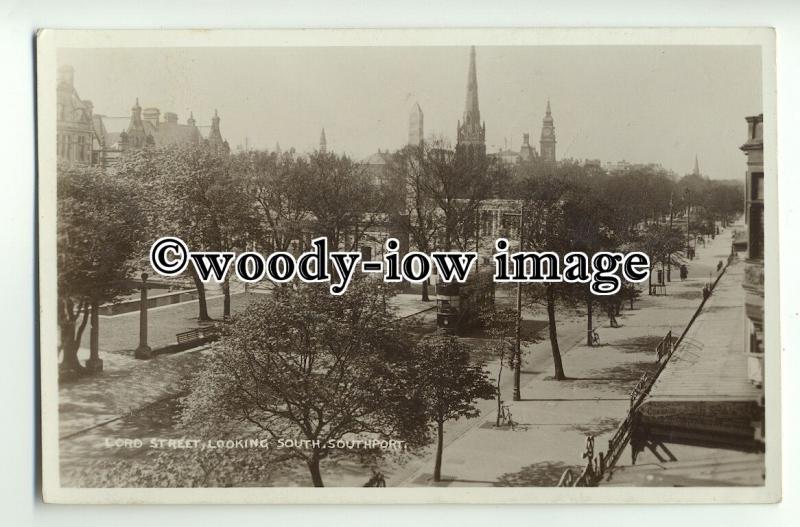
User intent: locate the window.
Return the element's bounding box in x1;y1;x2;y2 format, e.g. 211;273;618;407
752;172;764;201
749;205;763;260
749;321;764;355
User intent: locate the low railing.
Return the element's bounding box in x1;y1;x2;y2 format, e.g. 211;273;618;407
556;329;681;487
557;375;649;487
557;256;733;487
559;331;675;487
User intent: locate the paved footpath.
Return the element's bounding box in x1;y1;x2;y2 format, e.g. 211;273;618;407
390;228;735;487
60;290;434;439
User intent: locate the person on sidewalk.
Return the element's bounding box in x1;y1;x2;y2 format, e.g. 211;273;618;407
607;303;619;328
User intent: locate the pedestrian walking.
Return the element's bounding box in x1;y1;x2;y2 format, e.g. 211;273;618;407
607;303;619;328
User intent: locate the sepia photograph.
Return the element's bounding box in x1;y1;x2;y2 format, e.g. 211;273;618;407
36;28;779;504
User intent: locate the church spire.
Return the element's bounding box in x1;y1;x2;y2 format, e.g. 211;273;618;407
693;155;700;176
319;128;327;153
456;46;486;156
464;46;480;125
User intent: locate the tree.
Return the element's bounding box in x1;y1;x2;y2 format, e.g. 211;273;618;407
390;144;441;300
628;223;685;294
203;156;262;318
549;163;618;347
302;151;379;251
180;278;428;487
117;145;257;321
417;137;494;251
57;164;146;373
237;149;311;253
407;334;495;482
479;306;522;426
517;172;586;380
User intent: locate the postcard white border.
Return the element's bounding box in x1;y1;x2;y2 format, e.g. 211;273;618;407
37;27;780;504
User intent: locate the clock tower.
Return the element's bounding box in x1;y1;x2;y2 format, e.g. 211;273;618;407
539;99;556;166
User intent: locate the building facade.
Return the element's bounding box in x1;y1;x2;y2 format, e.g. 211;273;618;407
91;101;227;167
740;114;764;396
115;100;227;154
56;65;96;165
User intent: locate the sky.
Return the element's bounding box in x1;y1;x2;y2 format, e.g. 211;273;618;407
59;45;762;180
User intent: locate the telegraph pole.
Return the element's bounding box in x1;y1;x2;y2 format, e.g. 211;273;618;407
513;202;524;402
667;191;674;281
685;189;692;260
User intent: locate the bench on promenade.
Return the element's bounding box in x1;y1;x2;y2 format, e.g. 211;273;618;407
650;284;667;296
175;326;220;348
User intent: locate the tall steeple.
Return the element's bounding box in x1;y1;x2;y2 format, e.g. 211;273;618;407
693;155;700;176
539;99;556;165
464;46;480;126
456;46;486;159
319;128;327;153
409;102;424;147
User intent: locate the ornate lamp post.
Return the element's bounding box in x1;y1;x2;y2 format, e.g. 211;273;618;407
134;272;153;359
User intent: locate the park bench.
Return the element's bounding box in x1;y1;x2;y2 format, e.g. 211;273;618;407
175;326;219;347
650;283;667;296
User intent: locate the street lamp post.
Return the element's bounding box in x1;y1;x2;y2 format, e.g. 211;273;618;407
667;192;674;282
85;297;103;372
512;202;525;402
501;203;525;402
685;189;692;260
134;272;153;359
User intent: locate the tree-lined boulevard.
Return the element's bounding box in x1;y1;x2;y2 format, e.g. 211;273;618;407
57;137;743;487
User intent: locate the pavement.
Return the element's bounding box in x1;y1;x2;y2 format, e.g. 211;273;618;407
387;227;737;487
57;227;736;487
